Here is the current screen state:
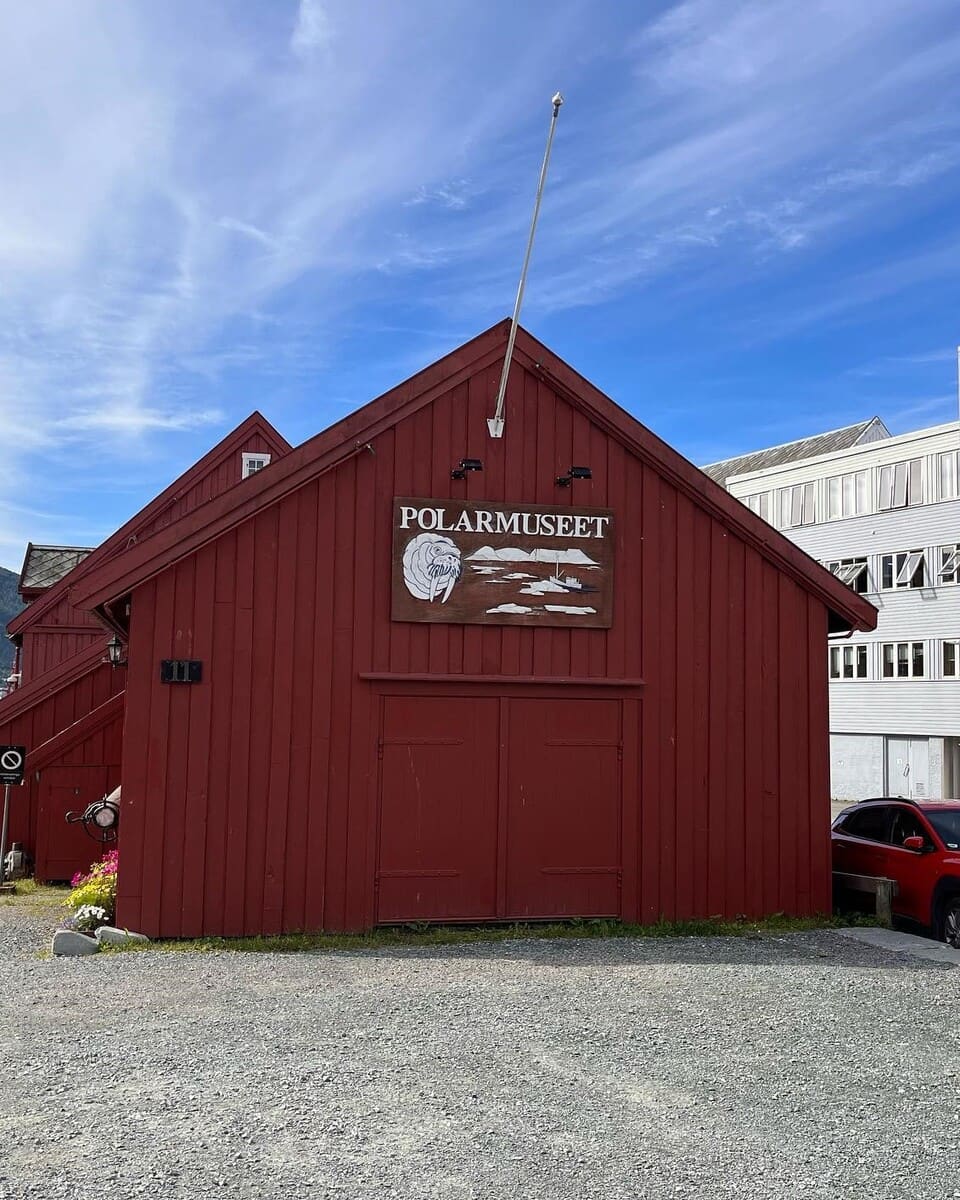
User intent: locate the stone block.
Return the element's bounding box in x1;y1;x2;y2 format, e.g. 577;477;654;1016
52;930;100;957
94;926;150;946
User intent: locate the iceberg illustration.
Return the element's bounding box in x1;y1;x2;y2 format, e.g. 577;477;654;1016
467;546;599;566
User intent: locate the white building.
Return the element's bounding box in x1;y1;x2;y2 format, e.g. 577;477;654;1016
704;417;960;802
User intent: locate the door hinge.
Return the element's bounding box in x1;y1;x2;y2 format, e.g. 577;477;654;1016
377;740;384;760
617;744;623;762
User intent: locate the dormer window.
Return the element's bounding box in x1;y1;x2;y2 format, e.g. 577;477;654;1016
242;452;271;480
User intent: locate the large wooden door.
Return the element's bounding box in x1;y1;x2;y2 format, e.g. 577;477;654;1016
376;696;499;922
376;694;624;925
35;765;113;882
505;698;622;919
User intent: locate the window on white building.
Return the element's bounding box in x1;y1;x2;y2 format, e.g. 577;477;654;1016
829;644;868;680
939;451;959;501
944;641;960;678
241;452;272;480
877;458;922;510
879;550;926;590
826;470;869;520
778;481;817;528
881;641;925;678
742;492;771;521
939;545;960;585
825;557;870;594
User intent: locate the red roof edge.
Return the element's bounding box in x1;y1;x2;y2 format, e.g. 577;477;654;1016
0;639;113;727
508;331;877;634
7;412;291;638
71;321;876;635
72;323;514;613
26;691;124;771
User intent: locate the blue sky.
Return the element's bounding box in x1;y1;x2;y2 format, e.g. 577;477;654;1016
1;0;959;570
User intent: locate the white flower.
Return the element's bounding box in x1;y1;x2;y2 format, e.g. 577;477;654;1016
70;904;110;932
76;905;107;921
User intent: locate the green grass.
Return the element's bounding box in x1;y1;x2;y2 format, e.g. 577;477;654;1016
4;876;875;957
1;882;67;910
97;911;875;956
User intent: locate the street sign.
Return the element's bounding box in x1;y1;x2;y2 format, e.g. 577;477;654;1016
0;746;26;787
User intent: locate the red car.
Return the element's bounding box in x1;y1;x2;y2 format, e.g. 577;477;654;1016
831;798;960;945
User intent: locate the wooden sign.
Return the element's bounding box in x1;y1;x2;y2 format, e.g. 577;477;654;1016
391;498;614;628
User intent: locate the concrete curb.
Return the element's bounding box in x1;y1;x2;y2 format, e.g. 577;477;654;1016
836;926;960;966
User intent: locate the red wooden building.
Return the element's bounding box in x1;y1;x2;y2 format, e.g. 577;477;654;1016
0;413;290;880
72;322;876;938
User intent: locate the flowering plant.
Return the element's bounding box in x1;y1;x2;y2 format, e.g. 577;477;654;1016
62;905;109;933
65;849;118;924
70;848;117;888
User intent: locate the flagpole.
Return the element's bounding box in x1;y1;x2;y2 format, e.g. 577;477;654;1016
487;92;564;439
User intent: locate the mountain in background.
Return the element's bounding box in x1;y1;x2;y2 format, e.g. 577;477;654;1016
0;567;23;674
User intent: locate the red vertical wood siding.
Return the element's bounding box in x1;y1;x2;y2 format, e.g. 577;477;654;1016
125;431;283;544
0;421;291;865
0;660;124;874
12;426;289;687
115;354;836;938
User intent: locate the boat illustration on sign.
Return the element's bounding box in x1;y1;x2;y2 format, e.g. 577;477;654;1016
549;571;590;592
547;550;598;594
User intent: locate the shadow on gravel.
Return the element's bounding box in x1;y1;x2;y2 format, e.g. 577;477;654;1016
320;931;953;972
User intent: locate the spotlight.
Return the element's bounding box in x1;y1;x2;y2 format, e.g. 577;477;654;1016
451;458;483;480
555;465;592;487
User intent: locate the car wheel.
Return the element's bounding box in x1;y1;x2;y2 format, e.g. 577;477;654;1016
941;897;960;948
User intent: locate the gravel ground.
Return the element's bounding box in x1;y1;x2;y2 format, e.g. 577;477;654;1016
2;904;960;1200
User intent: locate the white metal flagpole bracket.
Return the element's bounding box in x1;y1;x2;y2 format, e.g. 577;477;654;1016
487;91;564;439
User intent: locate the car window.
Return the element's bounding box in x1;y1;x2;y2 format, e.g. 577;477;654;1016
924;810;960;851
889;808;932;848
840;806;892;843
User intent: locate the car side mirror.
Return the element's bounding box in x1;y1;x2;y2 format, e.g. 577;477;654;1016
903;835;926;852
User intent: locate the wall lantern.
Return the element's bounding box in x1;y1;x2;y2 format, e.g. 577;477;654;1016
104;635;127;669
555;465;592;488
451;458;483;481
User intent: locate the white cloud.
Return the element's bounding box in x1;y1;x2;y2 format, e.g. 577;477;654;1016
56;406;224;435
404;180;474;211
291;0;332;57
217;218;282;250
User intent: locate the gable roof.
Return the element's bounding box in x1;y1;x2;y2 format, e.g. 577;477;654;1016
702;417;890;486
7;412;291;639
71;321;877;635
25;690;124;771
0;638;113;726
19;545;94;594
